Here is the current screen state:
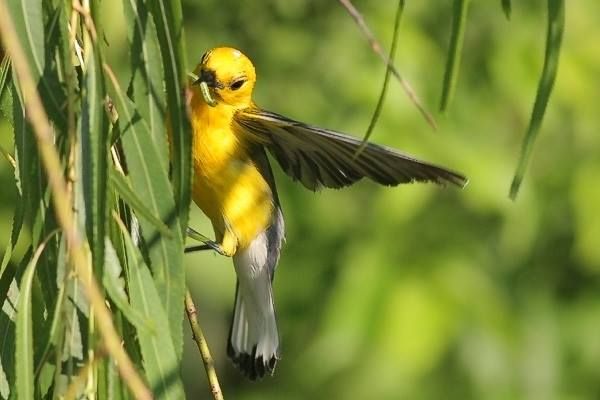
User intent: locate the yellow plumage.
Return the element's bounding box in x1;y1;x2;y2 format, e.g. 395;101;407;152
189;80;273;255
186;46;466;380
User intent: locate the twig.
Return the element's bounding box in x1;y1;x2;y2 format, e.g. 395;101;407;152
0;2;153;399
338;0;437;130
185;290;224;400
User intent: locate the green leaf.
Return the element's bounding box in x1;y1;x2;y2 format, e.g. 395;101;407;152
103;238;153;333
0;252;28;399
118;219;186;399
109;169;172;238
12;84;43;235
124;0;168;171
79;26;110;273
356;0;404;155
6;0;64;124
0;56;11;114
0;308;16;400
106;72;185;358
501;0;512;19
102;355;128;400
36;362;54;399
16;241;50;400
0;196;24;283
0;76;13;125
509;0;564;200
148;0;193;236
33;270;65;383
440;0;471;112
5;0;45;82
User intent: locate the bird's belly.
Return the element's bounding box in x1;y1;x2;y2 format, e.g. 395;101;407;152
193;155;274;251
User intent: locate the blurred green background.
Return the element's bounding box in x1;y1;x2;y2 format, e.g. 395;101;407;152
2;0;600;399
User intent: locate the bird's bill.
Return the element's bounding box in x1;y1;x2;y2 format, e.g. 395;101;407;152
187;71;218;107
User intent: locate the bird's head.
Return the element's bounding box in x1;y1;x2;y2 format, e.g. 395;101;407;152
192;47;256;109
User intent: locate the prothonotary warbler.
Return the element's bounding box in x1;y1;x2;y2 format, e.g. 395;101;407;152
187;47;467;379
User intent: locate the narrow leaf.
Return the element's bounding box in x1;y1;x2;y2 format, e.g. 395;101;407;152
509;0;564;199
79;23;110;272
0;56;11;108
124;0;168;171
110;169;172;238
356;0;404;156
5;0;45;82
16;241;51;400
12;84;44;237
103;238;153;333
0;304;16;400
148;0;193;236
440;0;471;112
33;270;65;382
0;74;12;125
5;0;65;124
117;219;185;399
105;67;185;358
0;253;29;399
0;196;24;282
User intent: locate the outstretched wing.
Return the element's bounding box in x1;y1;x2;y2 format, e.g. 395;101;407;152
234;108;468;191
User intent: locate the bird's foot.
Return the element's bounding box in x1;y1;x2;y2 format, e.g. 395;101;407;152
185;226;236;257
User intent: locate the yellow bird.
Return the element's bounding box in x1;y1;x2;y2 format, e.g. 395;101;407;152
188;47;467;379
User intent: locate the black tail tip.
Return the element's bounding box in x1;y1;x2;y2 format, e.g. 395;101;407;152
227;344;279;380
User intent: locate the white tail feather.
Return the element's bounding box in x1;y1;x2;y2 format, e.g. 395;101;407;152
228;231;280;379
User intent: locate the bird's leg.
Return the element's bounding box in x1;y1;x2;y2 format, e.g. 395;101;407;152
186;227;228;256
185;226;239;257
184;243;218;253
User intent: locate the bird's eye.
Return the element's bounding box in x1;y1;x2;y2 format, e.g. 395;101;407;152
230;79;246;91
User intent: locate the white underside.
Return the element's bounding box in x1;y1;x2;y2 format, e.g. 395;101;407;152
231;231;279;363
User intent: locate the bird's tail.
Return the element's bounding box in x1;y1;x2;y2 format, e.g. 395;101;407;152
228;232;281;379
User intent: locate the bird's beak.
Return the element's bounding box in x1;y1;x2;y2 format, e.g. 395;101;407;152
189;69;219;107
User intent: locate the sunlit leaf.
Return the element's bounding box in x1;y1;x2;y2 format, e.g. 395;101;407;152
109;169;172;238
0;252;29;399
117;218;186;399
105;69;186;359
0;75;12;125
148;0;193;237
103;238;153;333
6;0;64;124
5;0;45;82
79;23;109;273
16;240;50;400
124;0;168;171
0;56;11;111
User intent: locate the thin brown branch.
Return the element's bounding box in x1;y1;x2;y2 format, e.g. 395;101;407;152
73;0;97;43
185;290;224;400
338;0;438;130
0;2;152;399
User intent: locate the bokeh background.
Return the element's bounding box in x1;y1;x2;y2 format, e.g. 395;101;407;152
2;1;600;399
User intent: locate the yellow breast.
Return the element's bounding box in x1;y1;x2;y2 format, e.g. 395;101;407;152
189;90;274;251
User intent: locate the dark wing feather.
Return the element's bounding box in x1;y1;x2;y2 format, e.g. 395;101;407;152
235;108;468;191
